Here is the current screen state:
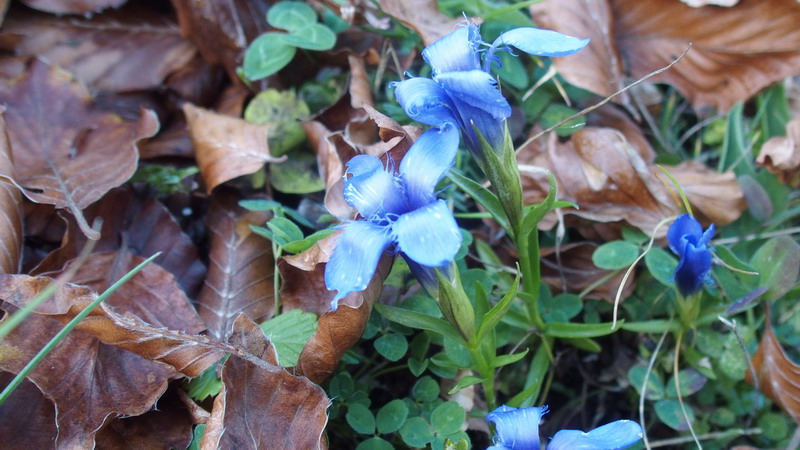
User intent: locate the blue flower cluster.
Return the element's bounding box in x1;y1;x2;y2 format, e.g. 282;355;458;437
324;125;462;309
667;214;716;297
394;21;588;160
325;20;588;308
486;405;643;450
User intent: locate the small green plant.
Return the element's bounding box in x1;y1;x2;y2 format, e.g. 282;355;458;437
242;1;337;81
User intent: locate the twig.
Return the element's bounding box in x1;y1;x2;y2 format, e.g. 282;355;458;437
648;428;761;448
641;327;671;450
516;45;692;153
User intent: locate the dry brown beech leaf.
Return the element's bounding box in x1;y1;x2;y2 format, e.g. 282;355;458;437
0;5;196;93
95;389;195;450
532;0;800;111
376;0;463;46
201;315;329;450
746;310;800;423
172;0;269;83
518;127;745;238
183;102;286;193
541;242;635;302
0;59;159;239
0;371;57;449
0;110;21;274
19;0;126;15
33;187;206;297
197;191;275;341
757;117;800;187
0;274;223;448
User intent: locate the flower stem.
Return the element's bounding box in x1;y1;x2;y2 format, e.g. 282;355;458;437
517;227;545;331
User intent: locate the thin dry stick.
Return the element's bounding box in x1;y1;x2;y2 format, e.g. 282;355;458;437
674;331;702;449
641;326;670;450
648;428;761;448
516;45;692;153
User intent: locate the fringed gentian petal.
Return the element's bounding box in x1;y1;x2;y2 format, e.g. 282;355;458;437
667;214;704;254
422;24;482;75
394;200;461;267
343;155;404;220
486;405;547;450
547;420;644;450
394;77;459;127
435;70;512;120
400;125;459;208
325;221;393;309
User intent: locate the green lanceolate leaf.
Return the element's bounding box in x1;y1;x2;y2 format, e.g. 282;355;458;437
435;268;476;340
447;375;485;394
267;1;317;31
243;33;296;80
544;320;623;338
520;171;557;239
448;168;511;235
374;303;466;347
283;23;337;51
475;272;520;345
475;124;523;235
508;344;550;408
491;348;529;368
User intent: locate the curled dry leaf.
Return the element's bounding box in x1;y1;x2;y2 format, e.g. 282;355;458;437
746;310;800;423
757;117;800;187
518;127;745;238
680;0;740;6
0;372;57;449
281;232;392;383
531;0;800;111
95;389;195;450
0;274;223;448
0;110;21;274
201;315;329;450
19;0;126;15
376;0;463;46
197;191;275;341
541;242;635;302
0;5;196;93
183;102;286;193
172;0;269;82
0;59;159;239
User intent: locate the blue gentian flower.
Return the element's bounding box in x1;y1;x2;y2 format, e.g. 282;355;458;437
486;405;643;450
324;125;462;310
667;214;716;297
394;21;588;159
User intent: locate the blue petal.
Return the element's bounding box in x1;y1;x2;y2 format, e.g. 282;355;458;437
399;125;459;209
422;24;482;75
486;405;547;450
393;200;461;267
448;97;506;158
547;420;643;450
672;240;713;297
667;214;703;254
436;70;512;120
700;223;716;246
343;155;404;218
394;77;459;127
491;28;590;58
325;221;393;310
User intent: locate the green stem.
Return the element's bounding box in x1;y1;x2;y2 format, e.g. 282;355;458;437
517;228;545;331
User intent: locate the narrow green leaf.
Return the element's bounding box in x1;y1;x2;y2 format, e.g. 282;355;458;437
508;345;549;408
563;337;601;353
520;171;556;238
374;303;466;347
491;348;529;368
475;273;520;345
447;375;485;395
545;320;623;338
448;168;511;235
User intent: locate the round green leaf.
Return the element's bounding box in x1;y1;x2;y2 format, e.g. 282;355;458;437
654;399;694;431
593;240;639;270
283;23;337;51
645;247;678;286
259;309;317;367
374;333;408;362
430;401;465;435
751;236;800;301
243;33;296;80
267;1;317;31
758;412;789;441
412;376;440;403
627;365;664;400
665;368;707;398
399;417;435;448
356;437;393;450
408;358;428;377
269;151;325;194
376;399;409;434
540;293;582;323
346;404;375;435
